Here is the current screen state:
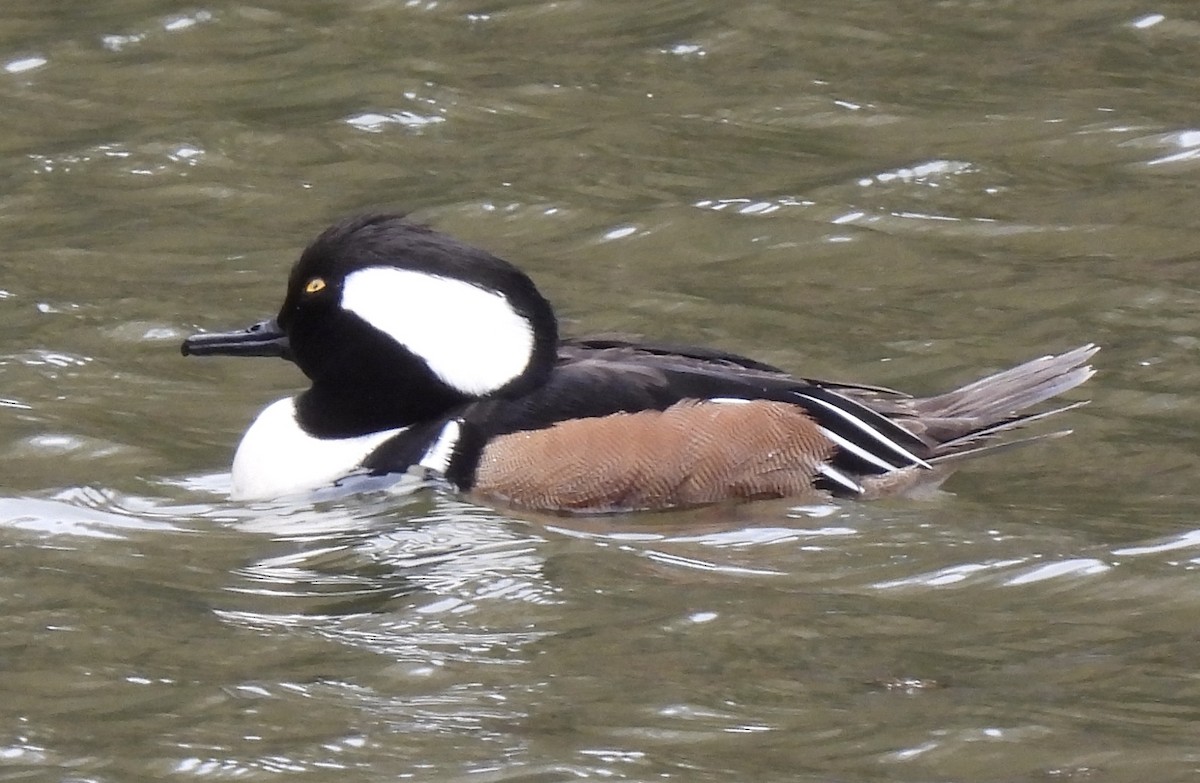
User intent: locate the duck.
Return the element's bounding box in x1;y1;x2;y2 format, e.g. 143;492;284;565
182;213;1097;512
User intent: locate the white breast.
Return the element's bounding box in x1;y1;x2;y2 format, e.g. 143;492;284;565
230;397;407;500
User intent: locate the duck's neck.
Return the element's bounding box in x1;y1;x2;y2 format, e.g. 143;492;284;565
295;380;470;439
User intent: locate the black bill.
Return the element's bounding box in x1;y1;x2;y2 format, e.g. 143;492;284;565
181;319;291;359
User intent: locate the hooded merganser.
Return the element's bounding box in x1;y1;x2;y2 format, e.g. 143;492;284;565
182;213;1097;512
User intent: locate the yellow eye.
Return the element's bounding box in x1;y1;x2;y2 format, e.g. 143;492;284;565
304;277;326;294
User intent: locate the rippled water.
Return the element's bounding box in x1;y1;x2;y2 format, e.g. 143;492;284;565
4;1;1200;780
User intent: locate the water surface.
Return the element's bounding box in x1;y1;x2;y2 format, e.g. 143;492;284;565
3;1;1200;780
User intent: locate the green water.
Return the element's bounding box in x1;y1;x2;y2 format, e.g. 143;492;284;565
3;1;1200;780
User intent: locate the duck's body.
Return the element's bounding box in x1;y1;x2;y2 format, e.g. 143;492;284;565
183;214;1096;513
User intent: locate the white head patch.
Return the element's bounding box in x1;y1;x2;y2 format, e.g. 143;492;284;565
340;267;535;396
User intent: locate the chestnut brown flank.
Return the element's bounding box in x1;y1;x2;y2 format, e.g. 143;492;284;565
472;400;835;512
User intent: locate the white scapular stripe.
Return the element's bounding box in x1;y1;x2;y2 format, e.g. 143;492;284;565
818;426;901;472
231;397;406;500
818;464;864;494
796;392;931;469
341;267;535;396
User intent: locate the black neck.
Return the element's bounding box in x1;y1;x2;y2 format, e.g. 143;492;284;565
295;375;470;439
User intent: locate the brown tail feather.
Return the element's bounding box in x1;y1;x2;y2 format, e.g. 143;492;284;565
914;344;1097;458
854;347;1095;500
930;400;1089;454
928;427;1074;466
916;344;1097;419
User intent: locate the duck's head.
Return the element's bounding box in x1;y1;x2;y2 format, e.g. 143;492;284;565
183;214;559;436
